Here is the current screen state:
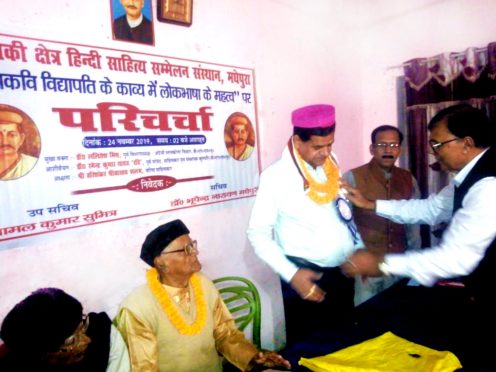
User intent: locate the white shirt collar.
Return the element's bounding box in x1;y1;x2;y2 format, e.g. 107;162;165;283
127;14;143;28
453;148;489;186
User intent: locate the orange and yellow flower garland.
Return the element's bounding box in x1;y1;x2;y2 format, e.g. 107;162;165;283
294;149;339;204
147;268;207;335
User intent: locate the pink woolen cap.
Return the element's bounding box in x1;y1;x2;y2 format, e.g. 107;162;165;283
291;104;335;128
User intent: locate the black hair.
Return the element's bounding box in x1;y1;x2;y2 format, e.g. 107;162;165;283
371;125;404;144
293;126;335;142
0;288;83;355
428;104;494;148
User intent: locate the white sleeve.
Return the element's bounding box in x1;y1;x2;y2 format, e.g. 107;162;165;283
376;182;454;226
384;178;496;286
106;325;131;372
247;171;299;282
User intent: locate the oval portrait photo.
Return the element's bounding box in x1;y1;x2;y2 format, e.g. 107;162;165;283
224;112;255;161
0;104;41;181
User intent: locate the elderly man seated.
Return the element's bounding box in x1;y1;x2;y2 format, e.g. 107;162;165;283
115;219;290;371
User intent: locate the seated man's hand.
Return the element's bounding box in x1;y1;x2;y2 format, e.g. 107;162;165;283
290;268;325;302
246;351;291;371
341;250;382;277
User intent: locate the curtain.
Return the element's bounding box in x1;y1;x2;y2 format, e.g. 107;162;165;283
402;42;496;246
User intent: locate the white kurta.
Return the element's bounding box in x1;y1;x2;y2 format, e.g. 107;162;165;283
228;144;254;160
107;325;131;372
1;153;37;180
247;146;363;282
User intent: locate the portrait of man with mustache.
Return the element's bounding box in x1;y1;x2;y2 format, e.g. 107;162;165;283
112;0;154;45
0;106;39;181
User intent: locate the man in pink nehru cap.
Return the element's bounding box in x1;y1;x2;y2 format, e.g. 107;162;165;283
247;104;364;346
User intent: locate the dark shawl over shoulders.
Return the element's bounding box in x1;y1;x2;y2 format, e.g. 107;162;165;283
113;15;153;44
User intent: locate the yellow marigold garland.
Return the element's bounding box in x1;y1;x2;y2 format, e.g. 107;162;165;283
146;268;207;335
294;149;339;204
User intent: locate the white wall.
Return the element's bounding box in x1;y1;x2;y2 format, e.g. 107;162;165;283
353;0;496;169
1;0;496;350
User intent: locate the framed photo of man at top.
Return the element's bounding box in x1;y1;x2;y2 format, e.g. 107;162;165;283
158;0;193;26
111;0;155;45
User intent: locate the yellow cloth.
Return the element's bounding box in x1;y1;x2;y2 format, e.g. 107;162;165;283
299;331;462;372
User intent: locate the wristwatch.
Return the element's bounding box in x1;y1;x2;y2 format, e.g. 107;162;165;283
378;261;392;276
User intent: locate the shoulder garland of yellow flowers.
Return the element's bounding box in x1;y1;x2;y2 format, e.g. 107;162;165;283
294;148;339;204
146;268;207;335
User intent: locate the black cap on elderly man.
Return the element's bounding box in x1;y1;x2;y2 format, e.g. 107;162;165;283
140;219;190;266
